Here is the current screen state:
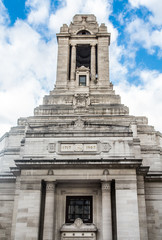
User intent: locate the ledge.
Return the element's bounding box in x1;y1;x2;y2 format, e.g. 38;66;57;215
14;158;142;169
145;171;162;182
60;218;97;232
0;172;16;182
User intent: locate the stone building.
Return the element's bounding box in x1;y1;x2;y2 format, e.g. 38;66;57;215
0;14;162;240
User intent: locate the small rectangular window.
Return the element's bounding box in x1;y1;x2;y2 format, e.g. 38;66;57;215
66;196;93;223
79;75;86;86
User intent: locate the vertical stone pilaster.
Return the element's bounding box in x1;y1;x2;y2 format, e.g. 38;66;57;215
11;177;20;240
55;37;69;89
116;179;140;240
14;180;42;240
70;44;76;81
137;175;148;240
98;37;109;87
43;181;55;240
102;181;112;240
91;44;96;82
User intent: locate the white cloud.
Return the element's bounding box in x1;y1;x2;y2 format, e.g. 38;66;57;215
115;69;162;132
129;0;162;25
126;17;162;54
0;0;9;25
0;78;46;137
26;0;50;25
49;0;112;33
0;2;57;136
0;20;57;89
109;43;128;84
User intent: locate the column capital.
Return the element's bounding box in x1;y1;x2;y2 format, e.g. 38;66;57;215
46;181;56;192
71;43;77;47
91;43;96;47
101;181;111;192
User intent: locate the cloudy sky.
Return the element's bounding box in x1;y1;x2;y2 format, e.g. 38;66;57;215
0;0;162;137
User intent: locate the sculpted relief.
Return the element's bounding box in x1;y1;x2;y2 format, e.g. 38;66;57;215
73;94;90;108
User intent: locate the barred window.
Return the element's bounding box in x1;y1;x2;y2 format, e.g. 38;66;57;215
66;196;93;223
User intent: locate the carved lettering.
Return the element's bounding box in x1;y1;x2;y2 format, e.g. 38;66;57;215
60;143;98;152
84;144;97;151
61;144;73;152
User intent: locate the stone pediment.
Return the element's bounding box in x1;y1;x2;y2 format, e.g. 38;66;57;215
76;66;90;72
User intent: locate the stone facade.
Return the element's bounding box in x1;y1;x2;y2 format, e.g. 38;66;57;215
0;14;162;240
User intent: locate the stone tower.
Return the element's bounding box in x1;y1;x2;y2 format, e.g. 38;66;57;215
0;14;162;240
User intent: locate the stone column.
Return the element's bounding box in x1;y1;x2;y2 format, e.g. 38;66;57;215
91;44;96;81
70;44;76;80
102;181;112;240
98;37;110;87
43;181;55;240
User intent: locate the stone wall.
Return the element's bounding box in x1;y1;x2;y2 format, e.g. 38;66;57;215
145;181;162;240
0;181;15;240
13;180;41;240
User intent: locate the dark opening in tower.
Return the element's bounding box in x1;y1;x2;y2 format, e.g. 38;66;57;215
76;44;91;69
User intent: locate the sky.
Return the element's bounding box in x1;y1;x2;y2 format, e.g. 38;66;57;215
0;0;162;137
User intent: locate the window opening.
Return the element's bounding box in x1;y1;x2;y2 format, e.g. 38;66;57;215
77;30;91;35
66;196;93;223
76;44;91;69
79;75;86;86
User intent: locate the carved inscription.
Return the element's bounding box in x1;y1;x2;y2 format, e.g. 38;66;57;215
61;144;74;152
60;143;97;153
84;144;97;151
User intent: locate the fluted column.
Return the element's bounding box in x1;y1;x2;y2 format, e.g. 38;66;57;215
43;181;55;240
102;181;112;240
70;44;76;80
91;44;96;81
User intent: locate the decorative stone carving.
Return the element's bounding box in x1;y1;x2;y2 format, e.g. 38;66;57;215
47;169;54;175
74;144;84;152
60;218;97;240
46;182;55;192
102;181;111;192
103;169;109;175
74;117;84;129
77;66;89;71
73;94;90;108
48;143;56;153
82;16;87;23
74;218;83;228
102;143;111;152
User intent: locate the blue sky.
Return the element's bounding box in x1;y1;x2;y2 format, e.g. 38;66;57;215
0;0;162;136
